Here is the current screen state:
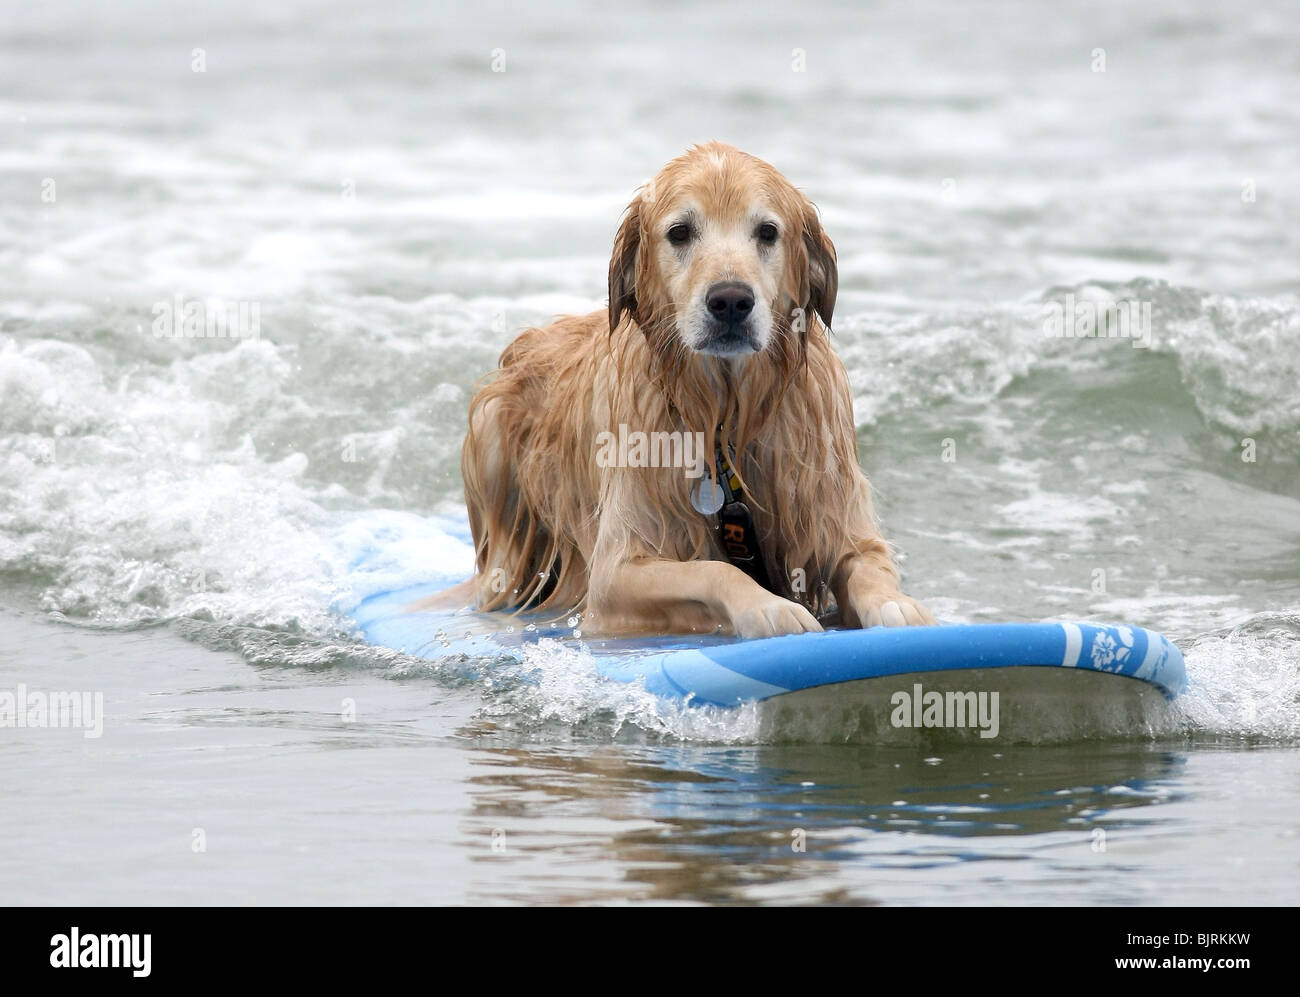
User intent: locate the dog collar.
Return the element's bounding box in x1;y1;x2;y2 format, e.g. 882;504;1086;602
691;440;773;592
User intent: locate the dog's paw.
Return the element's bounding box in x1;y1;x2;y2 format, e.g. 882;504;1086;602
849;591;934;628
731;595;824;639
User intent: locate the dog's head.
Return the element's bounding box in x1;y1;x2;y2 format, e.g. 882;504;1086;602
608;142;837;360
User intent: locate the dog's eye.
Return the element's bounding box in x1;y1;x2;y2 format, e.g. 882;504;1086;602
667;223;692;246
757;222;779;244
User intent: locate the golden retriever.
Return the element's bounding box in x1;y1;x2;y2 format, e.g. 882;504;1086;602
436;142;932;638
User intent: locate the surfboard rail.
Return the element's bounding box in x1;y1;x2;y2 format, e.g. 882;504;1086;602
350;583;1186;709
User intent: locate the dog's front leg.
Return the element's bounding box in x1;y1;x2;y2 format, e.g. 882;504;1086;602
588;558;823;639
832;538;934;628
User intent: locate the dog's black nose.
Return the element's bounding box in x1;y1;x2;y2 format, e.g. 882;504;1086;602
706;282;755;325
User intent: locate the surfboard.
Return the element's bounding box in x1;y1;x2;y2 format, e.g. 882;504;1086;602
351;581;1186;739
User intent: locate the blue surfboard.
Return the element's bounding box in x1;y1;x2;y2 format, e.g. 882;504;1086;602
351;582;1186;715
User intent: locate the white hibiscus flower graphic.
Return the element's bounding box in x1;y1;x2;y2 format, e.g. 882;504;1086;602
1089;628;1134;672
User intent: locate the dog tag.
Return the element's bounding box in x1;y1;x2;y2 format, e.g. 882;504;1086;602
691;475;726;515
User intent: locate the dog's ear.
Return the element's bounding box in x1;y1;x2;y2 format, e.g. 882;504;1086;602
608;197;642;334
801;202;838;329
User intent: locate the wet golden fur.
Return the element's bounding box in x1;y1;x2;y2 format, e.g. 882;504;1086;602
442;143;932;638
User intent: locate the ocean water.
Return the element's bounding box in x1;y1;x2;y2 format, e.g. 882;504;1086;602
2;0;1298;905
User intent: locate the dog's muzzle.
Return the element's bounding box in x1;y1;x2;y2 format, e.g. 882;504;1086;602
698;281;760;356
